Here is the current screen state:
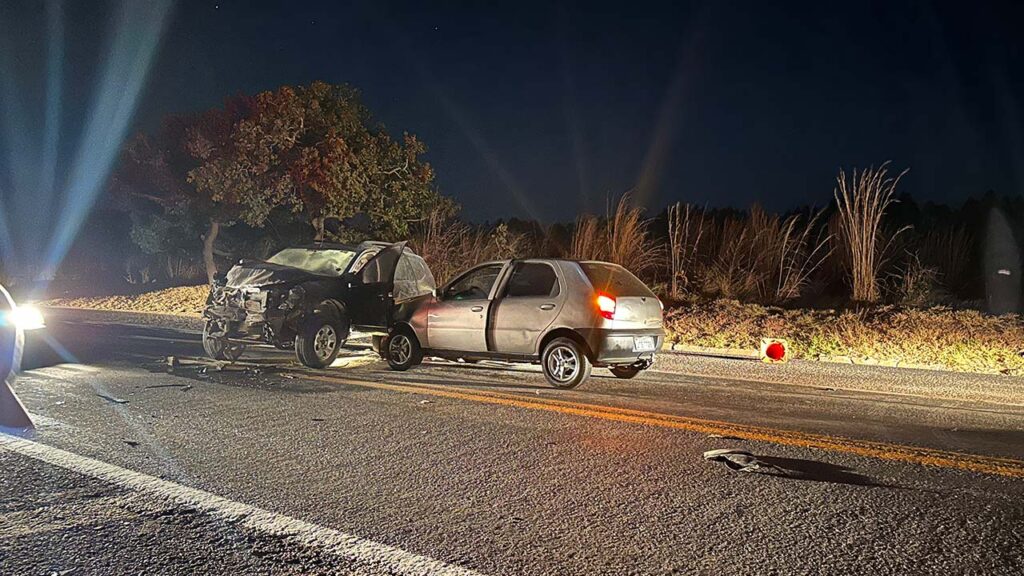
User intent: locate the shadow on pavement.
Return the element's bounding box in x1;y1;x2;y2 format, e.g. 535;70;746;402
758;456;909;489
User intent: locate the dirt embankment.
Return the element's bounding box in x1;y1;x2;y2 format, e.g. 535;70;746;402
44;285;209;317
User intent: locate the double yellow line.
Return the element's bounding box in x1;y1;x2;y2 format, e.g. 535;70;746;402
304;373;1024;479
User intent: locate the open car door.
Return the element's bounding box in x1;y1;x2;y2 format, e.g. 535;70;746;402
348;242;407;330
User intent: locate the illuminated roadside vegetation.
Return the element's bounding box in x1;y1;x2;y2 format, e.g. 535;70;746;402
663;300;1024;375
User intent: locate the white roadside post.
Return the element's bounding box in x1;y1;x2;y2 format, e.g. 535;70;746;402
0;284;33;431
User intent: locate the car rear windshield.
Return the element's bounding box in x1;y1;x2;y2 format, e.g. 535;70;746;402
580;262;655;297
266;248;356;277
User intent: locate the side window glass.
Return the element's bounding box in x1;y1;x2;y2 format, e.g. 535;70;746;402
504;263;559;298
443;265;503;301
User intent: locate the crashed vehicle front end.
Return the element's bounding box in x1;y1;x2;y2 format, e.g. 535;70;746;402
204;264;314;347
202;241;434;368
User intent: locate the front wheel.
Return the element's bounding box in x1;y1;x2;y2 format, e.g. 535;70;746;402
541;337;592;389
295;313;347;368
203;320;245;361
385;327;423;371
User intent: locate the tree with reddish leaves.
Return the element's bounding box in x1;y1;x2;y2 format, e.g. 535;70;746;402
111;95;254;283
191;81;443;242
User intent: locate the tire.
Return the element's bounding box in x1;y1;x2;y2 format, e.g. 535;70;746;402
203;320;245;361
295;312;347;368
541;337;592;389
385;327;422;371
609;366;642;379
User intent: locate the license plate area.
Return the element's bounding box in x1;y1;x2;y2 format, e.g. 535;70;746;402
633;336;656;352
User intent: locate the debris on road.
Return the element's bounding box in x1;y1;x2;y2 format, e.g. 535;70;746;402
703;449;788;475
122;440;140;447
95;393;129;405
419;399;433;405
708;433;741;440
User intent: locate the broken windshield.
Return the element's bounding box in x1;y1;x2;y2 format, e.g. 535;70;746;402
266;248;356;277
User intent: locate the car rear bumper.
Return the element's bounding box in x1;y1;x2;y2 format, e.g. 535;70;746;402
578;327;665;365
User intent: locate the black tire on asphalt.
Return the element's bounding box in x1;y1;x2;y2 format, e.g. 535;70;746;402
385;327;422;371
541;337;592;389
203;320;245;361
294;312;347;368
609;365;642;379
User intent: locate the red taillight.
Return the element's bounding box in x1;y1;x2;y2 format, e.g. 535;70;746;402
596;292;616;319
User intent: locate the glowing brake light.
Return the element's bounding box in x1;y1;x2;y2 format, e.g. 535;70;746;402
596;292;616;320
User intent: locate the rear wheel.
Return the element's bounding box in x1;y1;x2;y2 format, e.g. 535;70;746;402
609;365;642;379
385;327;423;371
295;312;347;368
541;337;591;389
202;320;245;361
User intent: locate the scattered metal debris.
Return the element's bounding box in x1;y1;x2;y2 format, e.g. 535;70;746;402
419;399;433;405
122;440;140;447
95;393;129;405
143;383;192;390
703;449;788;475
708;433;741;440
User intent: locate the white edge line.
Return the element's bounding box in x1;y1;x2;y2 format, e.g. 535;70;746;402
0;433;483;576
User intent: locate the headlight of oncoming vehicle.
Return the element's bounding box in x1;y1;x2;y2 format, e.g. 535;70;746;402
4;304;45;331
279;286;305;311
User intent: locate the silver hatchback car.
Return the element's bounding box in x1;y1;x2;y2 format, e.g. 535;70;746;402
384;259;664;388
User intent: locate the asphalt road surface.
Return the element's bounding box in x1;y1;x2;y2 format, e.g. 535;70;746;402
3;309;1024;575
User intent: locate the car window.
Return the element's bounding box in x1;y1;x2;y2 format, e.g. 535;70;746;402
349;247;382;274
579;262;655;297
443;264;504;301
503;262;559;298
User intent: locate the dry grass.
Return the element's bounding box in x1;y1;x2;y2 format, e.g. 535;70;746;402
920;225;974;296
664;299;1024;374
833;162;908;302
410;208;530;285
570;193;660;278
666;202;705;297
569;214;603;261
696;207;830;303
44;285;209;316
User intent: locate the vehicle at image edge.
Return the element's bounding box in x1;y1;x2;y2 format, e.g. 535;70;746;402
383;259;665;388
0;283;46;380
202;241;435;368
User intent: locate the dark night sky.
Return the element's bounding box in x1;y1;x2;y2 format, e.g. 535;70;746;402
3;0;1024;224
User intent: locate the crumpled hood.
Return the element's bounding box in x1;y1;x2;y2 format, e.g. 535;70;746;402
225;260;317;289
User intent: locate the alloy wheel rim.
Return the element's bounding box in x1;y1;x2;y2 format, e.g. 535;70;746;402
313;325;337;360
389;335;411;364
547;345;579;382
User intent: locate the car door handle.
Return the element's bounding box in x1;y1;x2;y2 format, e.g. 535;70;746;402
539;303;555;310
470;305;484;312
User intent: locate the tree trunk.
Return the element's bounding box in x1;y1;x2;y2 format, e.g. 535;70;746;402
311;215;325;242
203;220;220;284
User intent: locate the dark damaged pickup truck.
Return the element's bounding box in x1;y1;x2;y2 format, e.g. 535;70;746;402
203;241;435;368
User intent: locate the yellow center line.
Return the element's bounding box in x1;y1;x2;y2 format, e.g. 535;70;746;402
302;373;1024;479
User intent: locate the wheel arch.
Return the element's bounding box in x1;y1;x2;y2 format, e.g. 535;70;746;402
389;321;422;345
311;298;349;326
538;327;594;361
